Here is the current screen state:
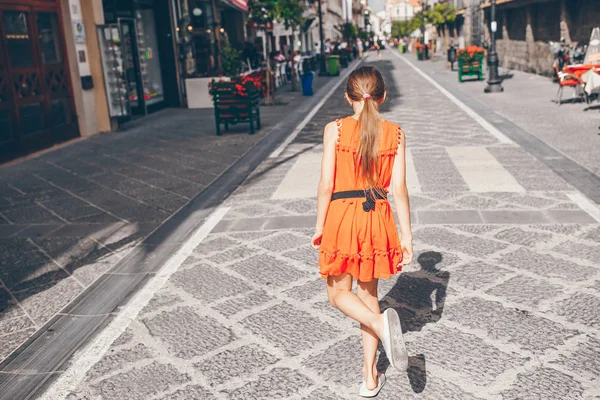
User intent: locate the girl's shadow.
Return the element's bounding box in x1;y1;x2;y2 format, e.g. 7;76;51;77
376;251;450;393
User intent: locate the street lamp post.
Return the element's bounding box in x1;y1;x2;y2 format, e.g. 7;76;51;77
421;0;425;45
484;0;503;93
318;0;328;76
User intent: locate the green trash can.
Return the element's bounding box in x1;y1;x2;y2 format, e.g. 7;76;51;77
327;55;340;76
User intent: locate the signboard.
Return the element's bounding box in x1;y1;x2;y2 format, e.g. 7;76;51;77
73;19;85;43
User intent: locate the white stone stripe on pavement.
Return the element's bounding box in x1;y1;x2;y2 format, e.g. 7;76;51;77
272;152;321;199
40;207;231;400
447;146;525;192
392;51;514;145
269;55;367;159
566;192;600;222
406;148;421;193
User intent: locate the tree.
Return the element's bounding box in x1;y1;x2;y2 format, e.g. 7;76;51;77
337;22;358;43
425;3;456;51
391;20;409;38
248;0;278;103
276;0;306;91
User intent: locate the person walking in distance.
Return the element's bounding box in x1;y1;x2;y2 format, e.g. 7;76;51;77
312;66;413;397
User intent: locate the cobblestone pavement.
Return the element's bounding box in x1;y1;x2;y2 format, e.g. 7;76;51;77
0;74;339;362
56;51;600;399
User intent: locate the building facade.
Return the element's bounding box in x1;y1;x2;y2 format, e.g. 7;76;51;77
482;0;599;76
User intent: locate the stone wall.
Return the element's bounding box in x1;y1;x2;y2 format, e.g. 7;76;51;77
486;0;600;77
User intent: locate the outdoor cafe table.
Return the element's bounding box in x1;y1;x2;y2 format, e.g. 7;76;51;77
581;67;600;95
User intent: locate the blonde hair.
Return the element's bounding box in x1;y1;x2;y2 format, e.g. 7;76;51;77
346;66;386;189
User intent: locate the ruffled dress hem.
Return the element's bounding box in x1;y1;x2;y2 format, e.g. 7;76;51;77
318;248;403;282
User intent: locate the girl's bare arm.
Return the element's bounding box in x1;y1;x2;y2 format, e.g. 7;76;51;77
313;121;338;245
391;129;413;265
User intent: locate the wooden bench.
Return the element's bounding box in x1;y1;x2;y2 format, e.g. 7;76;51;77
212;82;261;136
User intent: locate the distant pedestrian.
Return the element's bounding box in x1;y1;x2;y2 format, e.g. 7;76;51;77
312;66;413;397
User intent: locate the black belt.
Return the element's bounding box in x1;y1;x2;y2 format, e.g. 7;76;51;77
331;189;387;212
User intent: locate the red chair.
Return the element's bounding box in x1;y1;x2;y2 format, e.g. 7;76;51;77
554;66;586;105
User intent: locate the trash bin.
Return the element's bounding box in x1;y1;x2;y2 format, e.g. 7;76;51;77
399;44;405;53
327;55;340;76
447;46;457;68
301;71;315;96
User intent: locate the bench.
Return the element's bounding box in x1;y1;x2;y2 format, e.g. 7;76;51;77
211;81;261;136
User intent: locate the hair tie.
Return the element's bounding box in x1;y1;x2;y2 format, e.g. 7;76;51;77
362;93;371;99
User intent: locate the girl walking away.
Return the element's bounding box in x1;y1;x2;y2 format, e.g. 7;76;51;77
311;66;413;397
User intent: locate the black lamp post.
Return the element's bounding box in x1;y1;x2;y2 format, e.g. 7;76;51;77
421;0;425;45
318;0;327;76
484;0;503;93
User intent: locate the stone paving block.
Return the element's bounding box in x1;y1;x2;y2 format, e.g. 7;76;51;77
279;199;317;215
554;293;600;329
531;224;585;236
212;290;274;317
255;232;304;252
485;275;564;307
547;210;597;224
113;328;135;347
502;248;596;282
1;204;64;224
194;344;279;386
170;263;250;303
0;327;37;362
411;324;521;386
143;307;234;359
31;237;113;276
500;367;584;400
207;244;256;265
139;290;183;317
553;240;600;266
283;279;326;301
417;210;482;224
0;286;24;321
0;316;34;337
406;195;438;211
376;371;483;400
415;227;508;258
227;230;277;242
451;195;501;210
579;226;600;243
231;202;285;219
312;300;346;322
450;224;502;235
229;254;308;287
480;210;551;224
86;344;154;382
161;385;217;400
241;302;340;356
445;297;579;354
303;336;363;387
263;215;316;230
191;235;239;258
450;261;512;291
223;368;314;400
549;335;600;380
301;386;346;400
13;276;83;325
282;245;319;266
493;227;553;247
89;362;190;400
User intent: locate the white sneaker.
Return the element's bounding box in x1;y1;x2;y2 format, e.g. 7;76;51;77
359;374;386;397
381;308;408;372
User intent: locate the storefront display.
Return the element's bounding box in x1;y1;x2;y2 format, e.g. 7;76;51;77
135;9;164;106
97;25;130;118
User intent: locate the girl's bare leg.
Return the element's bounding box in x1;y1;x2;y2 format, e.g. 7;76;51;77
326;274;384;338
357;279;381;391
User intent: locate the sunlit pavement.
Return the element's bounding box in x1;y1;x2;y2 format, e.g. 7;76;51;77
36;51;600;399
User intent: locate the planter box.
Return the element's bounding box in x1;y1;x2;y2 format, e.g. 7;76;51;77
458;54;484;82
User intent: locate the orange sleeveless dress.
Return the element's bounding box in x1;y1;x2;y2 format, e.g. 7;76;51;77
318;116;404;282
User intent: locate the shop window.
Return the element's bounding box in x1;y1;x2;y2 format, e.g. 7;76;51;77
3;11;34;68
36;13;62;64
20;104;43;134
134;9;164;105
